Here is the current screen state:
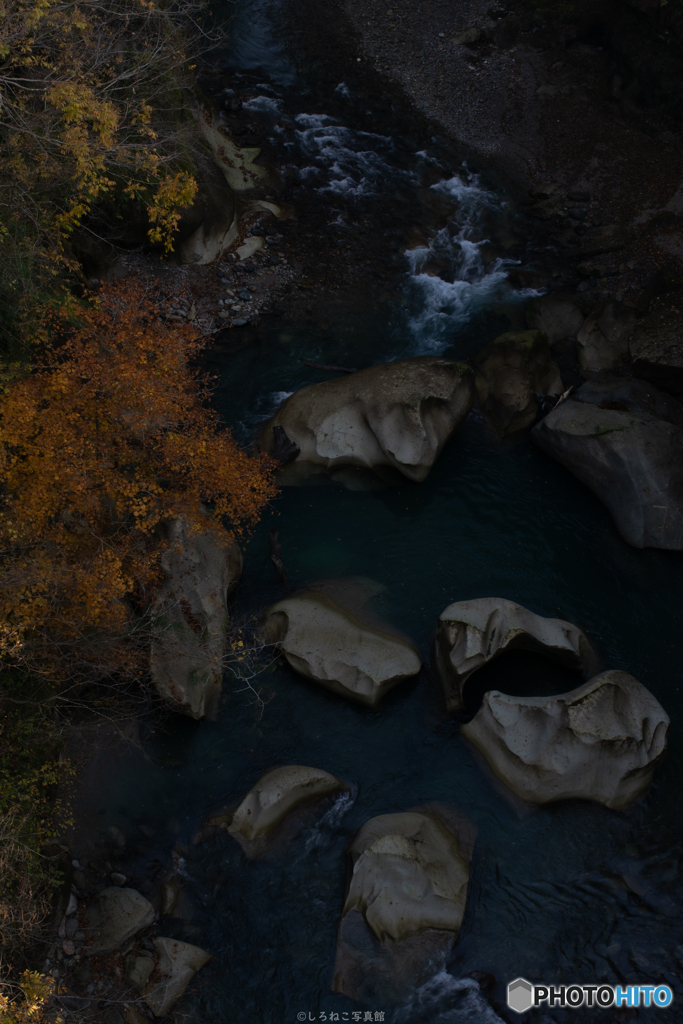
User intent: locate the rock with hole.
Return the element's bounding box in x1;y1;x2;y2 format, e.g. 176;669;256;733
435;597;597;712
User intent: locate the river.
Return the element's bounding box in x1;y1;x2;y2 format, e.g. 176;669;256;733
77;1;683;1020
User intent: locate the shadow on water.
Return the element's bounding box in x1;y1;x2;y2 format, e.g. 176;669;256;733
459;650;587;717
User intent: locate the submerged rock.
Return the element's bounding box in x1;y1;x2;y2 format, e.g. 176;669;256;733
532;379;683;549
150;518;243;718
259;357;474;485
525;292;584;349
333;811;471;1002
435;598;597;712
262;590;422;706
82;887;155;956
142;937;212;1018
461;670;669;809
472;330;563;435
629;296;683;394
228;765;347;843
576;301;635;375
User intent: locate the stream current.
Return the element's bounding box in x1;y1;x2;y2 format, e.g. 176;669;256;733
80;1;683;1020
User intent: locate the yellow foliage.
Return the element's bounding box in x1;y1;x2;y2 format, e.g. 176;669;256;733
0;281;277;679
0;973;52;1023
0;0;218;343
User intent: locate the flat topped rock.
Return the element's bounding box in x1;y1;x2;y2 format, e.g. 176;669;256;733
435;597;597;712
259;356;474;485
82;887;155;957
228;765;347;841
142;937;212;1018
345;812;470;942
532;380;683;549
462;670;669;810
334;811;472;1003
262;590;422;706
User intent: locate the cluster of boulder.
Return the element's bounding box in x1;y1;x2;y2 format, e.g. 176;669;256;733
147;290;683;719
198;764;474;1003
189;589;668;1003
56;884;212;1019
137;285;678;1004
259;590;668;813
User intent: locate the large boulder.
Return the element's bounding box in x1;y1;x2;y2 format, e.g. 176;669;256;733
629;296;683;394
461;670;669;809
228;765;347;842
82;888;155;956
532;379;683;549
261;590;422;706
525;292;584;349
150;518;242;718
576;301;635;375
142;937;212;1018
435;598;597;712
333;811;471;1003
259;357;474;485
472;330;563;436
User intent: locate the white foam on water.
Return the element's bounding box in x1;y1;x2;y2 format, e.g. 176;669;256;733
233;390;294;442
303;789;356;853
405;170;516;353
270;389;294;406
292;116;410;197
243;94;282;116
335;82;352;98
393;971;505;1024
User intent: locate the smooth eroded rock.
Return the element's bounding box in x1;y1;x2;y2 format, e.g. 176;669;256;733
577;301;635;374
461;670;669;809
259;357;474;485
151;517;243;718
472;330;563;436
262;590;422;706
525;292;584;348
125;953;155;991
629;296;683;394
333;811;471;1003
142;937;211;1018
435;598;597;712
532;379;683;549
228;765;347;842
82;887;155;956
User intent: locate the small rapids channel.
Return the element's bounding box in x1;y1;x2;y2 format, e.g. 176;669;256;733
72;1;683;1022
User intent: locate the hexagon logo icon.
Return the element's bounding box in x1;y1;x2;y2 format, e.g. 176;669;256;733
508;978;534;1013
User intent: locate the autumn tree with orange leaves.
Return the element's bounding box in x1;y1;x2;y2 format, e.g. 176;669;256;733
0;282;276;683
